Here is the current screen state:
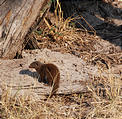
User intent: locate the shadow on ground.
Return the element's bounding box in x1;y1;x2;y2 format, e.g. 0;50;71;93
51;0;122;48
19;69;38;79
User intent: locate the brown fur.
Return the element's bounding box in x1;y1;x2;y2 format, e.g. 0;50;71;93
29;61;60;96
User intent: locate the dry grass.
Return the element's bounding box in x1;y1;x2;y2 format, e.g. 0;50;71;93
0;87;42;119
0;71;121;119
87;74;122;119
34;0;96;45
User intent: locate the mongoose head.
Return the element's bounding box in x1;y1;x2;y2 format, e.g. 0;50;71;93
29;61;43;71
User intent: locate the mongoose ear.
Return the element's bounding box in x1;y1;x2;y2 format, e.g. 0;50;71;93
29;61;39;68
34;62;39;67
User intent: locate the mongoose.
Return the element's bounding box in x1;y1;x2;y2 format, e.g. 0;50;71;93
29;61;60;96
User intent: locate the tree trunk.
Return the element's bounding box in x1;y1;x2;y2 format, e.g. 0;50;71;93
0;0;51;59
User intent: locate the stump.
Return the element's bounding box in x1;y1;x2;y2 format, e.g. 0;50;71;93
0;0;51;59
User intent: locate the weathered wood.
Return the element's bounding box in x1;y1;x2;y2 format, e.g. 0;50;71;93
0;49;89;98
0;0;51;59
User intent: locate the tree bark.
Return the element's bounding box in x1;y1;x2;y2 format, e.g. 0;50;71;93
0;0;51;59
